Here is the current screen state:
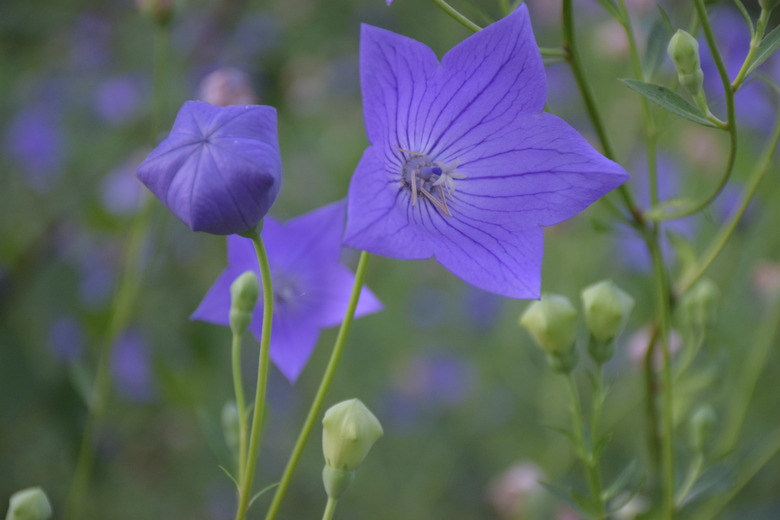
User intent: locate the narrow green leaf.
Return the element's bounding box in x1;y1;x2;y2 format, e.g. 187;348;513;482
592;0;622;21
746;25;780;77
644;197;697;220
644;18;673;78
219;465;240;489
731;0;755;38
603;460;640;501
571;488;601;516
249;482;280;508
620;79;719;128
539;481;593;516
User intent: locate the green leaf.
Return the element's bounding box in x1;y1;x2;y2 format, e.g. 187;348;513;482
644;197;697;220
731;0;755;37
249;482;280;508
218;465;240;489
603;460;640;501
644;17;673;78
667;231;699;283
539;481;594;516
620;79;719;128
592;0;622;20
746;24;780;77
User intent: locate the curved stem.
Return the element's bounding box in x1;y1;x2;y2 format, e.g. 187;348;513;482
676;452;704;507
322;497;338;520
566;374;606;519
264;252;371;520
431;0;481;33
650;0;737;222
677;107;780;295
235;236;274;520
231;331;249;483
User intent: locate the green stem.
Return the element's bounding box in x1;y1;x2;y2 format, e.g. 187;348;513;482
431;0;481;33
651;0;737;222
643;323;662;477
591;364;605;449
322;497;338;520
63;198;153;520
677;112;780;295
264;252;371;520
235;236;274;520
231;331;249;484
566;374;606;519
561;0;641;224
731;7;770;91
647;234;676;518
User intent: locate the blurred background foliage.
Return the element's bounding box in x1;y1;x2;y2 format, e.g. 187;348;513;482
1;0;779;518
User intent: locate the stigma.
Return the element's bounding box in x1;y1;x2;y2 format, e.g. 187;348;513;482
399;149;465;216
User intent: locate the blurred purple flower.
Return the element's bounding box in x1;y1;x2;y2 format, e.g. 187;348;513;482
136;100;282;235
463;286;504;329
111;330;156;402
192;201;383;381
344;6;628;298
101;152;146;216
49;316;86;363
93;75;145;125
68;14;112;70
4;108;64;191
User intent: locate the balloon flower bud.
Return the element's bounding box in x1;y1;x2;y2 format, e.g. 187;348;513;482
221;401;240;457
520;294;578;372
581;280;634;363
667;30;704;97
5;488;52;520
759;0;776;11
679;278;719;331
322;399;383;498
229;271;259;335
135;0;174;26
689;404;716;452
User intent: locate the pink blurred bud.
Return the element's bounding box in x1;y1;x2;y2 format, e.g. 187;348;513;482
198;67;257;107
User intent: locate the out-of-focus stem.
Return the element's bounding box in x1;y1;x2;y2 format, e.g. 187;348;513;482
431;0;481;33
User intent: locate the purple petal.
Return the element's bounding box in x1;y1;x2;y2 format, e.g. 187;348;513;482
453;113;628;227
259;313;321;382
426;5;545;158
344;147;436;259
137;101;282;235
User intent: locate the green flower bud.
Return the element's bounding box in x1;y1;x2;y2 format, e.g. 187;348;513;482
322;465;355;500
689;404;716;451
230;271;259;335
5;488;52;520
221;401;240;457
135;0;174;26
759;0;777;12
668;30;704;96
679;278;719;330
519;294;578;357
322;398;383;472
581;280;635;344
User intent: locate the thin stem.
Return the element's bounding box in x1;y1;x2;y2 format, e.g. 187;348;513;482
64;198;153;520
677;110;780;295
650;0;737;222
643;323;662;476
431;0;481;33
591;364;605;449
231;331;249;483
540;47;568;58
566;374;606;519
647;235;676;518
264;252;371;520
235;236;274;520
322;497;338;520
561;0;641;223
731;7;770;91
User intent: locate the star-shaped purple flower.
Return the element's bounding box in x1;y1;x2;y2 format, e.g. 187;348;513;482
344;6;629;298
191;201;382;382
137;100;282;235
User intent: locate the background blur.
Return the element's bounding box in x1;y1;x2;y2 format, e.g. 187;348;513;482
1;0;779;518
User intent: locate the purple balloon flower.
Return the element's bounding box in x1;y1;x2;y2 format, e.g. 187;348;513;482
137;100;282;235
192;201;383;382
343;6;629;299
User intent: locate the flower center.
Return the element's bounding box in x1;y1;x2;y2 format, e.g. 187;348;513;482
400;151;464;216
273;274;301;310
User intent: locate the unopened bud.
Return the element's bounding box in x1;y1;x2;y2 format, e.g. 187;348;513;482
322;399;383;472
759;0;777;12
689;404;716;451
668;30;704;96
520;294;578;358
322;465;355;500
199;68;257;107
230;271;259;335
135;0;174;26
581;280;634;363
679;278;719;330
5;488;52;520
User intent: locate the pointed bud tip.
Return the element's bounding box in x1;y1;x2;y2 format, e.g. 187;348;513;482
519;294;578;358
322;398;383;472
6;487;52;520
